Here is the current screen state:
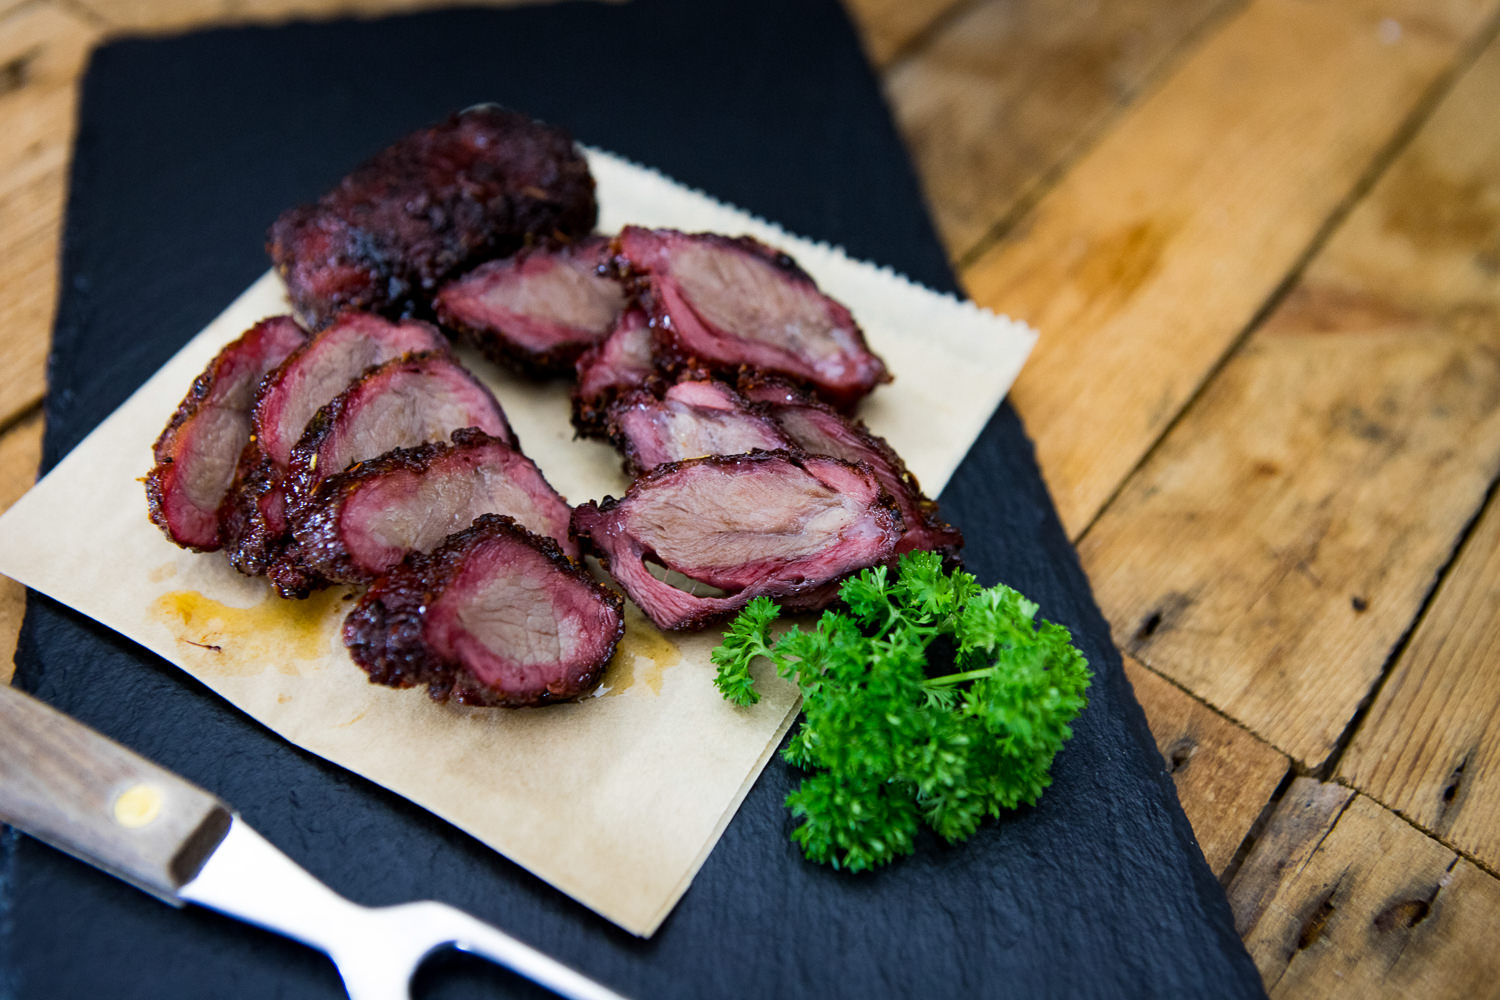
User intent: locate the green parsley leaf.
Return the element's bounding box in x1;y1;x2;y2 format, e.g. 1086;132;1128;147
712;552;1091;869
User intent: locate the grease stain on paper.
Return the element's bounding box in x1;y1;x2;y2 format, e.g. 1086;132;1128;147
153;587;345;674
599;610;681;697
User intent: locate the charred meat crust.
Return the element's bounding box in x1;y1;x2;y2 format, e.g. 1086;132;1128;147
268;107;598;328
609;227;890;410
343;514;624;707
146;316;308;552
572;450;903;631
221;314;453;578
738;375;963;561
280;427;576;594
435;236;623;378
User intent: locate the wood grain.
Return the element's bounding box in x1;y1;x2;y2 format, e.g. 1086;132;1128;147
66;0;580;32
959;0;1498;539
1339;488;1500;870
886;0;1237;260
0;413;42;685
0;683;230;899
1123;655;1288;874
1229;781;1500;998
841;0;969;68
1076;26;1500;768
0;3;98;427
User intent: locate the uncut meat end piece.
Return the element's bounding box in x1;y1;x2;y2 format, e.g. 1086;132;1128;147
606;379;790;475
222;312;449;577
285;351;515;513
285;428;576;590
612;227;888;409
572;452;902;631
741;377;963;560
268;106;598;328
343;514;624;707
571;307;661;435
436;236;625;376
146;316;308;551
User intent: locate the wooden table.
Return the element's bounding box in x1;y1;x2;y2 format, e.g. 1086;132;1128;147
3;0;1499;992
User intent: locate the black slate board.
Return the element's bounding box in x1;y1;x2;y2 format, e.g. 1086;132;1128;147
0;2;1266;997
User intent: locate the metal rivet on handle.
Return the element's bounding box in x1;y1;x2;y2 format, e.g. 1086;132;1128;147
113;783;163;828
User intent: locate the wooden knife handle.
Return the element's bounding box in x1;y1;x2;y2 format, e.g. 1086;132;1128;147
0;683;231;902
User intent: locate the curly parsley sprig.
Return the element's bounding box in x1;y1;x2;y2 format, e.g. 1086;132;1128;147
711;551;1091;871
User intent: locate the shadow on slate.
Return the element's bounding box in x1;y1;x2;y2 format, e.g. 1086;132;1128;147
0;1;1266;997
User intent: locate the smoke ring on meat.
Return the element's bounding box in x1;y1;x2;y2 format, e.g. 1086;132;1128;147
572;451;903;631
344;514;625;707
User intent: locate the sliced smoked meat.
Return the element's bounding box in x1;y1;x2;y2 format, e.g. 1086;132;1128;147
222;312;449;577
284;351;514;513
146;315;308;551
268;107;597;328
740;376;963;560
611;227;888;409
436;236;624;375
343;514;624;706
283;428;575;591
605;378;789;475
571;307;660;434
571;452;902;630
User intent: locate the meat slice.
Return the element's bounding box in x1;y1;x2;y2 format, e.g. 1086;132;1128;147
741;377;963;560
571;307;660;434
285;351;515;512
436;236;625;376
343;514;624;707
606;379;790;475
222;312;449;577
283;428;576;592
146;316;308;550
612;227;889;409
268;107;597;328
572;452;902;630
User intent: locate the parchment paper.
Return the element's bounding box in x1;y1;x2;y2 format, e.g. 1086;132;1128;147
0;149;1035;936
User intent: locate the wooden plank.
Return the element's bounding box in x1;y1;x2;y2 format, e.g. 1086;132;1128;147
1229;782;1500;998
886;0;1237;259
841;0;969;68
0;3;99;426
1123;655;1288;874
66;0;576;32
0;163;67;427
960;0;1498;539
1339;489;1500;870
1076;28;1500;768
0;413;43;684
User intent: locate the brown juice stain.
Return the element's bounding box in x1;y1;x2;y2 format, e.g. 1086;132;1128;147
602;611;682;697
153;588;347;676
148;564;177;584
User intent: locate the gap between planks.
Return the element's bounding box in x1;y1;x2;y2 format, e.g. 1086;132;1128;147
1069;6;1500;551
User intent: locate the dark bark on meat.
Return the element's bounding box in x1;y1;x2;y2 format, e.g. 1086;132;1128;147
343;514;624;707
610;227;889;410
268;107;597;328
280;428;575;595
571;451;902;630
740;376;963;561
284;351;515;521
146;316;308;551
222;312;450;578
570;307;663;435
605;379;790;476
436;236;624;376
